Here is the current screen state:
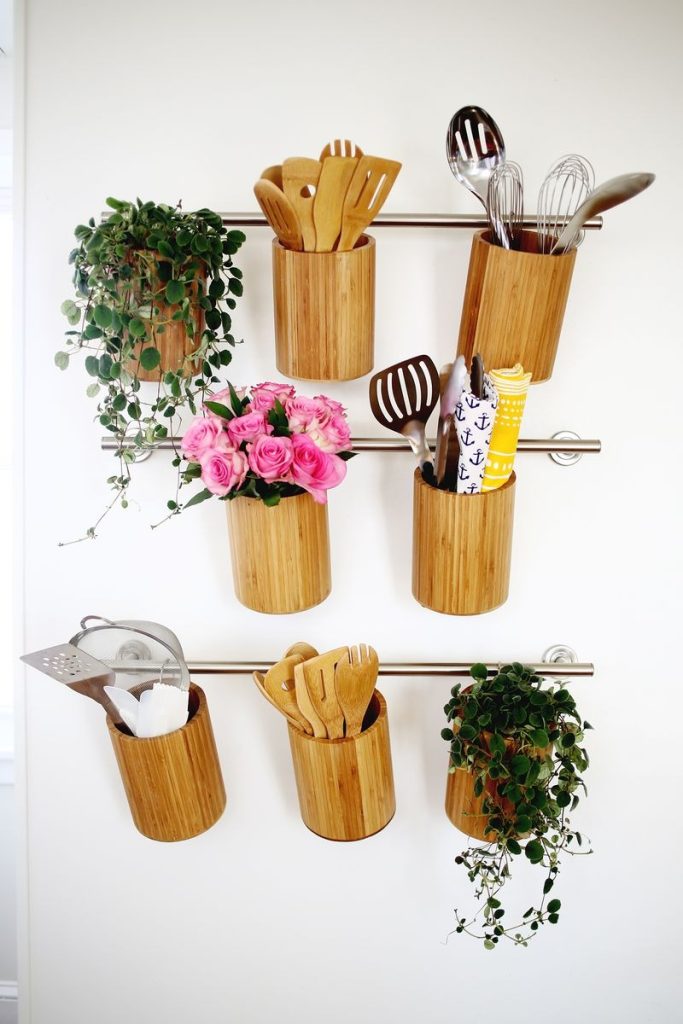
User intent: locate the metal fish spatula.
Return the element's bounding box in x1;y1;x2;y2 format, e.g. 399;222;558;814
21;644;122;723
369;354;440;472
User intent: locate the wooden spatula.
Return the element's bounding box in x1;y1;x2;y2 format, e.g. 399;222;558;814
369;354;440;473
313;156;358;252
338;155;402;251
319;139;363;160
253;178;303;251
261;164;284;190
334;644;379;737
298;647;348;740
282;157;322;252
253;670;310;734
284;641;319;662
262;655;313;734
294;662;326;738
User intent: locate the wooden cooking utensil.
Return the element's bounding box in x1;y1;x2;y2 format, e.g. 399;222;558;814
262;655;313;734
252;670;310;734
284;641;319;662
313;156;358;252
293;661;326;738
298;647;348;739
334;644;379;737
319;139;364;160
282;157;322;252
253;178;303;251
338;155;402;251
369;354;440;473
261;164;284;190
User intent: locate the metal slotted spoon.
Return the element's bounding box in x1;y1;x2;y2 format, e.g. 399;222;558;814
446;106;506;215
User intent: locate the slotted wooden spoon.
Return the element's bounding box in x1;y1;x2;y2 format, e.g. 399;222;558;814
369;354;440;471
261;655;313;734
313;156;358;252
334;644;379;737
297;647;348;739
338;155;402;251
319;139;364;160
253;178;303;251
282;157;322;251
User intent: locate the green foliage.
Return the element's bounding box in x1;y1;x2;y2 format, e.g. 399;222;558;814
444;663;592;949
57;198;246;541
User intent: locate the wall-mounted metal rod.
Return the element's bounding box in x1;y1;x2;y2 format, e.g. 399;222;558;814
101;435;601;456
220;211;603;232
109;659;594;679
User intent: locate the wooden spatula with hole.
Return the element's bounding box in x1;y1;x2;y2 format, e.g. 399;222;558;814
334;644;379;737
338;155;402;251
253;178;303;251
297;648;348;739
261;655;313;734
282;157;322;251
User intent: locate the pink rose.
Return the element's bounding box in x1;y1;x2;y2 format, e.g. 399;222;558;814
181;416;228;461
314;395;347;416
199;448;248;496
250;381;296;413
227;411;272;447
203;386;248;419
289;433;346;503
285;395;331;433
247;434;294;482
305;411;352;454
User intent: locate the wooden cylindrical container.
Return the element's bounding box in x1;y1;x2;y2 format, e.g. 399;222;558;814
272;234;375;381
225;490;331;613
456;229;577;383
132;264;204;382
412;469;516;615
106;683;226;842
288;691;395;841
445;764;496;841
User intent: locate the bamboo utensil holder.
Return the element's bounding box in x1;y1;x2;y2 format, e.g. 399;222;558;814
456;230;577;383
412;470;516;615
225;491;332;613
106;683;226;842
133;269;204;383
287;691;395;841
445;765;494;841
272;235;375;381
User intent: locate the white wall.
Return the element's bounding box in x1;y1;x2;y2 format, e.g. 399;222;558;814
17;1;683;1022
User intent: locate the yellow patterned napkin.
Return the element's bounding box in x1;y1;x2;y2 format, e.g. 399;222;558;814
481;364;532;491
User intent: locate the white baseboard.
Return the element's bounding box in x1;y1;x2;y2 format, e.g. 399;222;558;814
0;982;17;1000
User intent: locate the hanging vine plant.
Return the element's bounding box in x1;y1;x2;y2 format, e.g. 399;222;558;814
442;662;592;948
55;197;246;541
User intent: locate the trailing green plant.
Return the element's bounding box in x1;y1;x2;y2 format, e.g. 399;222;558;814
55;197;246;541
442;662;592;948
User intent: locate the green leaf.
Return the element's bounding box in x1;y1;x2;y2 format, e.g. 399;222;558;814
165;280;185;304
524;839;544;864
86;382;100;398
205;308;221;331
263;491;281;508
204;401;232;420
470;663;488;681
543;878;554;894
483;939;495;950
54;351;69;370
547;899;561;913
489;733;505;757
441;728;454;741
183;487;213;509
459;724;476;741
507;838;522;855
228;277;243;297
209;278;225;298
98;354;113;379
515;814;532;833
93;304;113;328
227;229;246;244
139;347;161;371
556;790;571;808
511;754;530;776
85;355;99;377
561;732;576;748
531;728;549;748
129;318;147;339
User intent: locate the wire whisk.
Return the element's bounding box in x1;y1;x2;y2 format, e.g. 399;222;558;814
487;161;524;250
537;154;594;254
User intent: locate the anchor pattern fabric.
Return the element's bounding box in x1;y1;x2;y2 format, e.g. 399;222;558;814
481;364;532;492
455;374;499;494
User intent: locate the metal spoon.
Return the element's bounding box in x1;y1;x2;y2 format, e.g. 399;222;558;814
446;106;506;218
550;172;655;255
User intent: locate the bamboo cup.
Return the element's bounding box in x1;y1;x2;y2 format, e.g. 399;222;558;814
225;490;331;613
287;691;395;841
131;266;204;382
106;683;226;842
456;230;577;383
412;469;516;615
272;234;375;381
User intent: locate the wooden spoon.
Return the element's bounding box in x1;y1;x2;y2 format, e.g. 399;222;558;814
282;157;322;251
260;164;284;190
313;156;358;252
334;645;379;737
252;671;308;733
293;662;326;738
262;655;313;734
284;642;319;662
253;178;303;251
298;648;348;739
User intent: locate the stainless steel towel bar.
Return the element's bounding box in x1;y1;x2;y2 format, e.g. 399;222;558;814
219;211;603;232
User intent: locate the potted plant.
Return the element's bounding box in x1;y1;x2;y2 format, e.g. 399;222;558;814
441;662;592;948
173;381;355;613
55;197;246;541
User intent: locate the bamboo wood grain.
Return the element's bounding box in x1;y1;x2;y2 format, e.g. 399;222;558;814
225;490;331;613
106;684;226;842
282;157;321;252
456;230;577;383
287;691;395;841
131;267;204;383
313;156;357;252
272;235;375;381
294;661;326;738
412;469;516;615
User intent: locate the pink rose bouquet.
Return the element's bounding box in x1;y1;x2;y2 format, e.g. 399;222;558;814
177;381;354;509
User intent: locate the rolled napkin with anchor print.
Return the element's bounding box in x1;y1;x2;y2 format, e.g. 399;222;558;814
481;364;532;492
455;375;499;494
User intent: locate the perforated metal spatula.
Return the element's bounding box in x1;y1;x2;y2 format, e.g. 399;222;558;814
369;355;440;473
21;644;122;723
